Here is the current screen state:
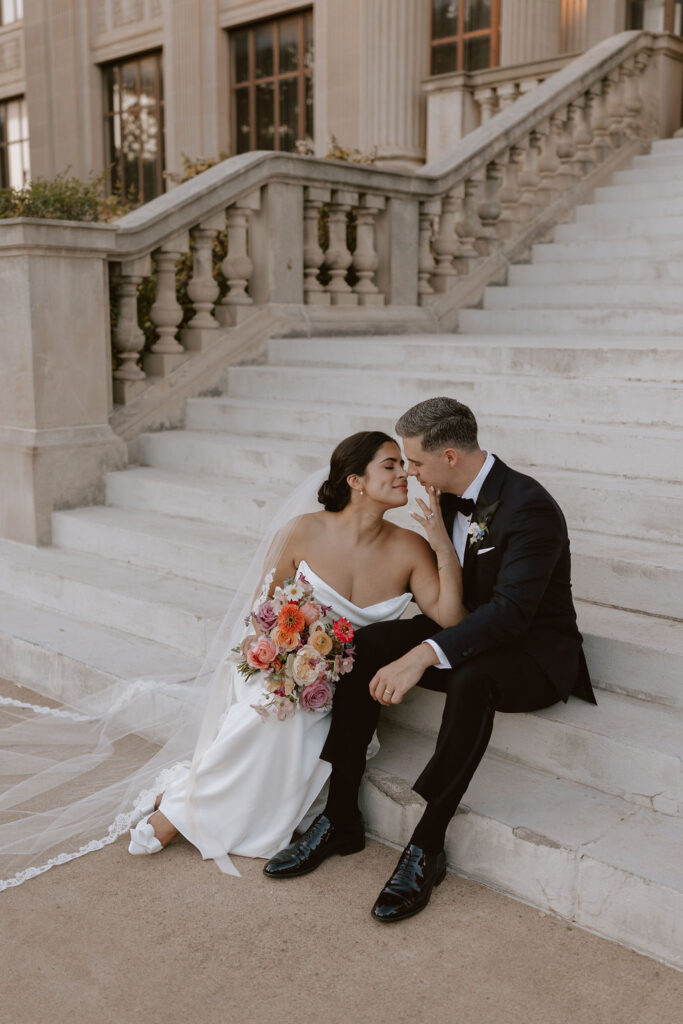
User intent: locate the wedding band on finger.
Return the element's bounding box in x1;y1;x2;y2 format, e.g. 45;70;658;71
425;512;435;520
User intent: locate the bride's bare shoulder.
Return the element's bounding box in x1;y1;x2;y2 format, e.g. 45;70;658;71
386;522;433;560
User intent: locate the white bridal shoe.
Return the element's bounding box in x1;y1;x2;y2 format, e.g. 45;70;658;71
128;817;163;855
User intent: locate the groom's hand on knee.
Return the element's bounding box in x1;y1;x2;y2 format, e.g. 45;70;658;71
369;644;439;706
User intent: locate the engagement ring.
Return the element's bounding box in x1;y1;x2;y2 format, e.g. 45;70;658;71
425;512;435;520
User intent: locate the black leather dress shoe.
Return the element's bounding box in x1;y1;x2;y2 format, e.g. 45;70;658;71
371;844;447;923
263;813;365;879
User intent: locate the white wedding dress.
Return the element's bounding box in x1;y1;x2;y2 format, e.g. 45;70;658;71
155;560;412;876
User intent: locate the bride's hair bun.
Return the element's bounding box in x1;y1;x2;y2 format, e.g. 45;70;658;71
317;431;397;512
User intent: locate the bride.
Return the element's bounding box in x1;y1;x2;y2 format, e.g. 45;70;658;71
0;430;463;890
128;430;465;875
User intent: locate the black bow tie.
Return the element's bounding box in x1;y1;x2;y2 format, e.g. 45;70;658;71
451;496;476;518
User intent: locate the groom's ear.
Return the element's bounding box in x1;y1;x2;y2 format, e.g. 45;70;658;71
443;447;460;467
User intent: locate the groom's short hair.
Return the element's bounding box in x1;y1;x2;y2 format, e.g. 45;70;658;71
395;397;479;453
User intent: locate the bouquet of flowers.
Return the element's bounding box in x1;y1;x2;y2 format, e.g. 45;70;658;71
234;571;355;721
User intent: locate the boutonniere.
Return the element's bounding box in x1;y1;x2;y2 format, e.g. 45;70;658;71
467;500;501;548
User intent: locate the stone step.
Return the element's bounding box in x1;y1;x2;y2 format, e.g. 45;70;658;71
0;538;227;659
51;506;258;588
134;436;682;543
577;602;683;709
575;195;683;221
387;686;683;816
651;138;683;153
266;334;679;379
148;415;678;485
104;466;283;536
364;728;683;970
611;165;683;184
632;151;683;168
458;305;683;340
508;259;683;285
482;282;683;310
226;363;682;426
570;530;682;619
0;593;199;714
593;179;683;202
531;235;683;260
554;214;683;241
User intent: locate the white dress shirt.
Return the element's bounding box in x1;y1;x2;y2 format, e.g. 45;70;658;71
424;451;496;670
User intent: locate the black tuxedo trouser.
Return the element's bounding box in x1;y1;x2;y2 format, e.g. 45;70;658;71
321;615;560;823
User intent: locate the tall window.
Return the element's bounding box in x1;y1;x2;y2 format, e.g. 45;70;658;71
104;51;165;202
231;9;313;155
0;0;23;25
0;96;30;189
430;0;501;75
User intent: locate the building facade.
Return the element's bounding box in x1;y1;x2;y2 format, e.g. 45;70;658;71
0;0;681;200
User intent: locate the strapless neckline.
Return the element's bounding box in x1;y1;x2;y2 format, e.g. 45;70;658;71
297;560;410;613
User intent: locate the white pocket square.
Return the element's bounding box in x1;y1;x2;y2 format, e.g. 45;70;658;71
477;546;495;555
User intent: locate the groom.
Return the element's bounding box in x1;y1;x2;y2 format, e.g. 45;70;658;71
264;396;596;921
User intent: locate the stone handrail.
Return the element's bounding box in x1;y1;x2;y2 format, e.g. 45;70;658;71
1;28;682;544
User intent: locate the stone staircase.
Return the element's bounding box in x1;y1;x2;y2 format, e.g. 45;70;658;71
1;138;682;968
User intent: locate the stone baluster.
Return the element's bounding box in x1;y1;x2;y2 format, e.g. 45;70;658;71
324;190;359;305
517;131;542;222
571;93;595;176
554;107;578;189
146;232;190;377
303;187;330;306
430;189;460;292
474;87;497;125
353;195;386;306
590;81;612;165
417;199;439;303
628;51;650;141
536;118;561;206
606;68;628;149
217;200;258;326
476;162;503;256
455;174;484;272
497;145;524;241
497;81;519;110
111;255;151;405
182;213;224;352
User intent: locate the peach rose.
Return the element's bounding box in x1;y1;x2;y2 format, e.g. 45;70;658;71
300;601;321;625
292;646;323;686
245;636;278;671
310;630;333;657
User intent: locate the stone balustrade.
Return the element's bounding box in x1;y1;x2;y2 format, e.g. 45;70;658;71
1;29;682;545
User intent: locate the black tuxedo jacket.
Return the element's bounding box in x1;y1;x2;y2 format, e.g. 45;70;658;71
432;457;596;704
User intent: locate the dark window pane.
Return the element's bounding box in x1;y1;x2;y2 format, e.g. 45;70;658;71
233;29;249;82
431;41;458;75
304;12;314;68
255;81;274;148
464;35;490;70
254;24;274;79
627;1;644;30
465;0;491;33
278;77;298;151
305;72;313;140
235;87;251;153
120;62;139;113
0;104;5;145
432;0;458;40
143;159;158;202
279;17;299;73
139;56;157;102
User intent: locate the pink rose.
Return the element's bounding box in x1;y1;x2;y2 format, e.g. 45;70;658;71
246;636;278;671
300;678;333;712
240;633;259;659
300;601;321;625
255;600;278;631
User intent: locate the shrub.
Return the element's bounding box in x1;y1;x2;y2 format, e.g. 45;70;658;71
0;168;138;222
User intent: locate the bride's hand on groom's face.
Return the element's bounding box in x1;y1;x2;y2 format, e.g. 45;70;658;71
369;644;438;706
411;486;450;554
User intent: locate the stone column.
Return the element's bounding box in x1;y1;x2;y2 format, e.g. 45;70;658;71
501;0;563;66
359;0;430;167
0;221;126;545
163;0;223;179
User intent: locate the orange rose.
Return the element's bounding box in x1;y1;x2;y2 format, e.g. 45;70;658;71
272;625;300;651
